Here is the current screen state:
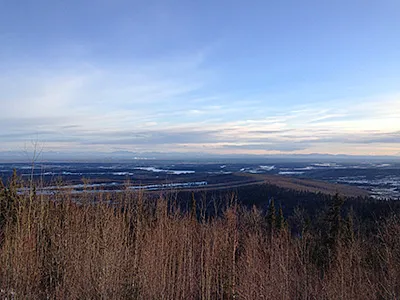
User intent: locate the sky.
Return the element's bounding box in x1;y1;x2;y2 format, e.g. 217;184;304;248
1;0;400;157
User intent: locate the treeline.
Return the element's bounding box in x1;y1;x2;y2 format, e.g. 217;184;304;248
0;173;399;299
179;183;400;235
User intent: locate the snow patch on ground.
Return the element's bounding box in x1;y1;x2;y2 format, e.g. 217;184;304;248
135;167;195;174
259;165;276;171
279;171;305;175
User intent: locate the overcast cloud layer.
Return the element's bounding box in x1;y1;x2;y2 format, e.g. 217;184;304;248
1;1;400;156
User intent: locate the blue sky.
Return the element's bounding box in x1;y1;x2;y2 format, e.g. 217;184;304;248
1;0;399;156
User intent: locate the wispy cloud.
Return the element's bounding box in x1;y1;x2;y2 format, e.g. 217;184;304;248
1;50;399;156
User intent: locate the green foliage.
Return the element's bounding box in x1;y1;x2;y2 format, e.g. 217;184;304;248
311;193;346;274
326;193;345;248
0;170;22;230
276;204;285;231
191;191;197;219
0;178;5;230
344;207;355;244
266;197;276;230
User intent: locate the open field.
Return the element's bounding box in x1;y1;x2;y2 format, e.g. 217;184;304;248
1;160;397;198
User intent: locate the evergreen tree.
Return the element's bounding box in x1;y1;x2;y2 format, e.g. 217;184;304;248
0;170;21;243
0;178;6;231
276;204;285;231
344;207;355;244
327;193;345;246
267;197;276;230
191;192;197;219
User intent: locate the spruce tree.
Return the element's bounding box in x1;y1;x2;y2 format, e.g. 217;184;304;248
276;204;285;231
267;197;276;230
327;193;344;245
344;207;355;244
191;192;197;219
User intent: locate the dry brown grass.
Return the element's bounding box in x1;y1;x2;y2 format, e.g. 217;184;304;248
0;180;399;299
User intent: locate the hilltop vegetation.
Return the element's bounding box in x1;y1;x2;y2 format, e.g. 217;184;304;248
0;173;400;299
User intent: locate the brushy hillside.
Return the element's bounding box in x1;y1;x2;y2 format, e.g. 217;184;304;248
0;173;399;299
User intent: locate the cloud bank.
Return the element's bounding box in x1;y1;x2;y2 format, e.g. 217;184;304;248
1;55;399;156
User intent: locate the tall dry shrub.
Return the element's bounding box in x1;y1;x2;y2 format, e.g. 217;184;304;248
1;178;400;299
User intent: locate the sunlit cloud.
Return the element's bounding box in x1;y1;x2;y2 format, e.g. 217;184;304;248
1;0;400;158
1;55;399;156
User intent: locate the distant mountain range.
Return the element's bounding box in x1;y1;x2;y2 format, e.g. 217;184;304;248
1;150;399;163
